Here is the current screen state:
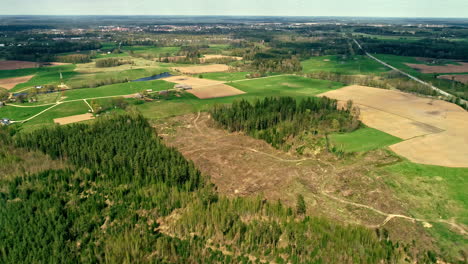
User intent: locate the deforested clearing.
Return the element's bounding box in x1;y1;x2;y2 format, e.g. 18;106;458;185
0;75;34;90
320;85;468;167
405;62;468;73
53;113;94;125
171;64;230;74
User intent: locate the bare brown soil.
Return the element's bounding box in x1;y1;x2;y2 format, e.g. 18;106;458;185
187;84;245;99
0;75;34;90
405;62;468;73
320;85;468;167
53;113;94;125
171;64;230;74
153;112;438;247
162;75;245;99
438;74;468;84
0;60;39;70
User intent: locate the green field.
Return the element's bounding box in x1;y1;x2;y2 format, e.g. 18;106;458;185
15;101;90;132
301;55;388;74
0;105;50;121
63;80;174;101
330;127;402;152
381;161;468;259
122;46;180;56
200;71;250;81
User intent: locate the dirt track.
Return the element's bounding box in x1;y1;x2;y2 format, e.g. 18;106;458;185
320;85;468;168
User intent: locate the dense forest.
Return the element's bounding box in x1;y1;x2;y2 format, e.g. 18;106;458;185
0;113;440;263
360;38;468;60
210;97;360;150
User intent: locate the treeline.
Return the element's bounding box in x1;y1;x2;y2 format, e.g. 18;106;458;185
361;38;468;60
306;71;439;96
251;56;302;74
95;58;133;68
4;41;101;62
56;54;92;63
210;97;360;149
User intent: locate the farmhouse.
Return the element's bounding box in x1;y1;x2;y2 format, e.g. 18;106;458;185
1;118;11;126
174;84;192;90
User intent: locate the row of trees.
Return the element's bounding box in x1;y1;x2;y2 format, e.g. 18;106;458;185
95;58;134;68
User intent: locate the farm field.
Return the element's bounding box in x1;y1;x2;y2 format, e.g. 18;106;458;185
54;113;94;125
405;62;468;74
438;74;468;84
301;55;388;74
0;60;39;70
0;75;34;90
330;127;402;153
320;85;468;167
200;71;250;81
63;80;174;101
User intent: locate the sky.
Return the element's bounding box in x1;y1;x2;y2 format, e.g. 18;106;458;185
1;0;467;18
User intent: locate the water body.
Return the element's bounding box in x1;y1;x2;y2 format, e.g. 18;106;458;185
132;72;172;82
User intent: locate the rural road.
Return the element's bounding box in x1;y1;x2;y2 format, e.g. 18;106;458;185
352;39;463;102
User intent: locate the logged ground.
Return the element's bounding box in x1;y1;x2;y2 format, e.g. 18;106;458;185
153;112;462;254
0;75;34;90
405;62;468;73
320;85;468;167
171;64;230;74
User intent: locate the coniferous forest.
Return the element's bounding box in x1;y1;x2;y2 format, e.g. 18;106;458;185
210;97;361;150
0;114;437;263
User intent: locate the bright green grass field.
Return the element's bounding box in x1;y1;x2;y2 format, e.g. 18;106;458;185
381;161;468;259
16;101;90;132
301;55;388;74
200;72;250;81
63;80;174;101
330;127;402;152
0;105;50;121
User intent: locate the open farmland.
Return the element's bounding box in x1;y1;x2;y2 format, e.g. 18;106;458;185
405;62;468;74
320;85;468;167
0;60;39;70
0;75;34;90
162;75;245;99
438;74;468;84
171;64;230;74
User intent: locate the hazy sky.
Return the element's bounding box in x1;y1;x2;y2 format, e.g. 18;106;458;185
1;0;467;18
